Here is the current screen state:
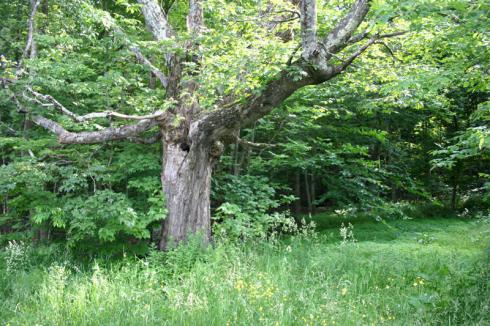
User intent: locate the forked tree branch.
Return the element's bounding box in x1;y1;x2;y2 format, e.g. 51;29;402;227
321;0;371;58
11;87;165;144
194;1;370;137
194;0;387;142
336;31;407;72
13;87;165;144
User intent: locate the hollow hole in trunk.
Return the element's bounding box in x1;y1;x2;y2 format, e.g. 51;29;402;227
180;142;190;152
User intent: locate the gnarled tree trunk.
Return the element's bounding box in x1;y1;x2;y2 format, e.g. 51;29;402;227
159;141;216;250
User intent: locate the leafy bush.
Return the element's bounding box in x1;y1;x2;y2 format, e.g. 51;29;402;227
212;175;297;241
33;190;164;255
0;161;54;244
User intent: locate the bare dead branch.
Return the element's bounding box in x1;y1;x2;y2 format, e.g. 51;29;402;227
21;0;41;62
237;137;278;149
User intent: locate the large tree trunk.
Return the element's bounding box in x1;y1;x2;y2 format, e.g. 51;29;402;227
159;141;213;250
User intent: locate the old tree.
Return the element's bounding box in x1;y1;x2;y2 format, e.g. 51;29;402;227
4;0;406;249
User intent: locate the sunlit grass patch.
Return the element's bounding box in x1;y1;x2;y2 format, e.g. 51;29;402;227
1;216;489;325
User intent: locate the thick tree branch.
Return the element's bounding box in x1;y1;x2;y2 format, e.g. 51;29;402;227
137;0;173;41
300;0;317;59
187;0;204;35
192;66;318;142
321;0;371;58
193;2;383;142
11;87;164;144
31;115;160;144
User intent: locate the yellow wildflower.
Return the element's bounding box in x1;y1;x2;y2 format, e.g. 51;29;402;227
235;280;245;291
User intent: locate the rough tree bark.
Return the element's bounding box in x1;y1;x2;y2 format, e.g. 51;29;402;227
9;0;406;249
160;143;211;249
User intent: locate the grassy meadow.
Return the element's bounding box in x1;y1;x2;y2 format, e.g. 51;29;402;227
1;215;489;325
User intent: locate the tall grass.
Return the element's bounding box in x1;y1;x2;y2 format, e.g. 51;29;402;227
1;216;489;325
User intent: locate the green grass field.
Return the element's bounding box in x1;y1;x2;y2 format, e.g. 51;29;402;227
1;216;489;325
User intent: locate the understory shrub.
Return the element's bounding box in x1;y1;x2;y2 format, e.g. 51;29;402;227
212;174;297;241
